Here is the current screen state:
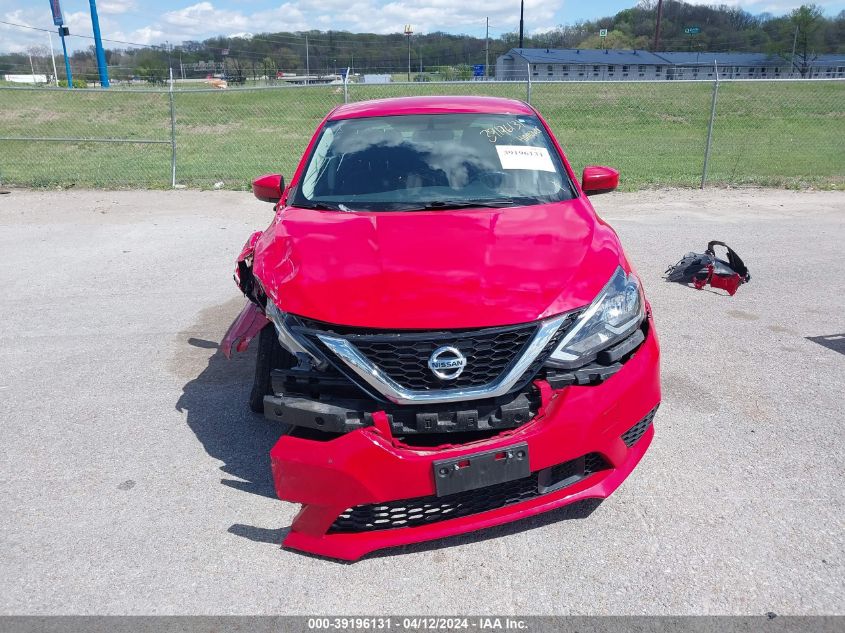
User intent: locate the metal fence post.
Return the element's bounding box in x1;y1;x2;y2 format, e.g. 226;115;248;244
701;61;720;189
343;66;350;103
168;68;177;188
526;62;532;104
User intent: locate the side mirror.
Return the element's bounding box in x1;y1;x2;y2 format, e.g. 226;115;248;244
252;173;285;203
581;166;619;196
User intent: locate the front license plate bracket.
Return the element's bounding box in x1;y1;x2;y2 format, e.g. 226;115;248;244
433;443;530;497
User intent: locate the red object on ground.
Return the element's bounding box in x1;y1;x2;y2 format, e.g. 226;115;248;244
693;264;743;296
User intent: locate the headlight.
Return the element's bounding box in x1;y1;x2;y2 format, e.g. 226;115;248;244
265;300;326;369
546;267;644;369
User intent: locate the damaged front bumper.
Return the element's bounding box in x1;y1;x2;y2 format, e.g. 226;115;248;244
269;322;661;561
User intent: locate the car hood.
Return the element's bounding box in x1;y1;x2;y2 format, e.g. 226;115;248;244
252;200;624;329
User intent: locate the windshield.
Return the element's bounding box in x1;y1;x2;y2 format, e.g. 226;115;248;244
291;113;575;212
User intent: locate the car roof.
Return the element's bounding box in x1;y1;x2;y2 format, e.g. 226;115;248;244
329;96;534;120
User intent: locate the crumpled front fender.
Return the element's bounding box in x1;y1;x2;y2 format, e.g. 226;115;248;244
222;229;271;358
222;300;269;358
234;230;264;293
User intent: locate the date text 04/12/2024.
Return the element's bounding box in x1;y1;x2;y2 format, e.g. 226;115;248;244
306;617;529;631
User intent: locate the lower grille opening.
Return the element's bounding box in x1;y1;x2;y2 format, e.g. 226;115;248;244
328;452;611;534
286;426;343;442
621;406;658;447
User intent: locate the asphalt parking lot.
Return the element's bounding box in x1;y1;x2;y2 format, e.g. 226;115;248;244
1;187;843;615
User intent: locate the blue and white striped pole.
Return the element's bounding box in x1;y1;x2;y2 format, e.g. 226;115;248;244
88;0;110;87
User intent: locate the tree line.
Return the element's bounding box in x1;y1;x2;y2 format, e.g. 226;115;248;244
2;1;841;85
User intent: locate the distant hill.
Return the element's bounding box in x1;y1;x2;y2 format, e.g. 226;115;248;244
2;1;842;83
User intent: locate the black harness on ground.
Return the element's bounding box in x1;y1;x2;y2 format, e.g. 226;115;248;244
665;241;751;295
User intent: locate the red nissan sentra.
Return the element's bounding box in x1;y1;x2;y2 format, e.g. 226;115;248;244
224;96;661;560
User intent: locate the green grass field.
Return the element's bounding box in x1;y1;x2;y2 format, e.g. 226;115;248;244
1;81;843;190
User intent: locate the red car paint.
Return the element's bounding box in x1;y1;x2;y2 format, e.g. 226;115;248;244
221;231;269;358
221;301;268;359
275;327;658;560
227;96;661;560
252;202;626;329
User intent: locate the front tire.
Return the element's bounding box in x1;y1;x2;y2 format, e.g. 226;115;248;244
249;324;293;414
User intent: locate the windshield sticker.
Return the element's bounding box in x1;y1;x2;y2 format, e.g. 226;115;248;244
495;145;556;172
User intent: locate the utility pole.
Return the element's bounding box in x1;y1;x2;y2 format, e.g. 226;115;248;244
305;34;309;85
653;0;664;51
485;17;489;79
519;1;524;49
404;24;413;81
88;0;110;87
47;32;59;85
48;0;73;89
59;26;72;88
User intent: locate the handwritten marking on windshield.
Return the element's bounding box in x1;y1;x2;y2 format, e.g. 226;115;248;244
480;119;526;143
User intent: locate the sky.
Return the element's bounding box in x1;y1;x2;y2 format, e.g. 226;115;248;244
1;0;843;54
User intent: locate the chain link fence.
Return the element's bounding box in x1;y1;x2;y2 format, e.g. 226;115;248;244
0;79;842;190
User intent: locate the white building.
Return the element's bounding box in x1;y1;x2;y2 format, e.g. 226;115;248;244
4;74;49;84
495;48;812;81
805;54;845;78
496;48;672;81
655;52;785;79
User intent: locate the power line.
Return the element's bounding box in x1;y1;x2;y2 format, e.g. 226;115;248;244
0;20;54;34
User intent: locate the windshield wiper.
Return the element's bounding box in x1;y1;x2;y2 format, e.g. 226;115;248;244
397;198;521;211
296;197;547;212
294;201;346;211
425;199;517;209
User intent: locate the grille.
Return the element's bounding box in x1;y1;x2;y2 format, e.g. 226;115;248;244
585;452;612;473
305;321;540;391
621;406;658;447
547;452;611;483
329;451;610;533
